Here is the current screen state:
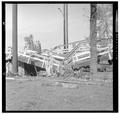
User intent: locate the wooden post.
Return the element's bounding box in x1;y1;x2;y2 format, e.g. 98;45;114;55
63;4;68;51
12;4;18;75
90;4;97;79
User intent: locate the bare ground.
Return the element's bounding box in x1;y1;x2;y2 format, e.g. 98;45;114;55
6;73;113;111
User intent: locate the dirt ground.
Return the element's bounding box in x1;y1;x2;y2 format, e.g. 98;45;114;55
6;73;113;111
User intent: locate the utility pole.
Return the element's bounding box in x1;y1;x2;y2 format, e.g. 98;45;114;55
63;4;68;51
90;4;97;79
12;4;18;75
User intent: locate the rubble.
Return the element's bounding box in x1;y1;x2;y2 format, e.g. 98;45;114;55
6;36;113;80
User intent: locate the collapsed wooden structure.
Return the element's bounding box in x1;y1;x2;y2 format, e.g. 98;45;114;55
6;37;113;77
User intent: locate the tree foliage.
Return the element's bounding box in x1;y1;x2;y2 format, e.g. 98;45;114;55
96;4;113;39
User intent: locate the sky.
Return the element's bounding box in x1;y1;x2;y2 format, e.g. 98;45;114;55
5;4;90;52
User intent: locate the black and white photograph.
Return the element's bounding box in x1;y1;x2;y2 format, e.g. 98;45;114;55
2;1;118;112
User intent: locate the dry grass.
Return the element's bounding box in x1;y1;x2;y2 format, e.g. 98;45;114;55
6;72;113;111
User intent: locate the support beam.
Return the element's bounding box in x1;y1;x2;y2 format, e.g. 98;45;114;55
63;4;68;51
12;4;18;75
90;4;97;79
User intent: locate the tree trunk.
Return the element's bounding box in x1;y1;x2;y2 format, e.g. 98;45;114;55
90;4;97;79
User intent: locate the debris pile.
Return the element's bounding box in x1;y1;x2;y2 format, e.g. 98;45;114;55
6;35;113;80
